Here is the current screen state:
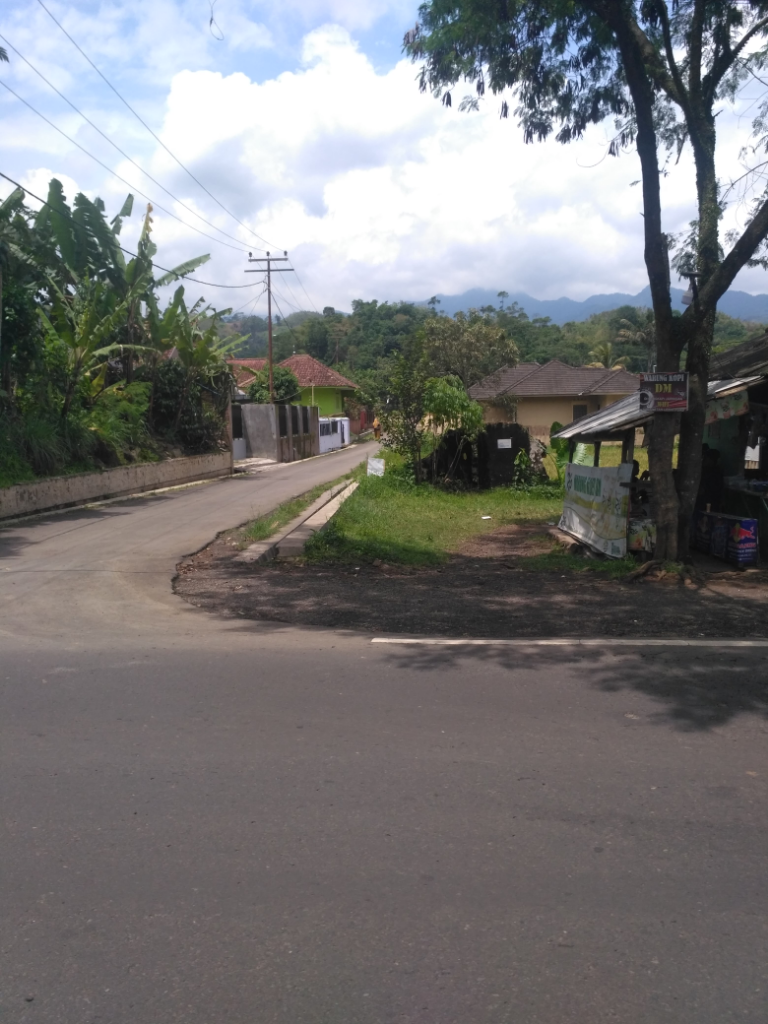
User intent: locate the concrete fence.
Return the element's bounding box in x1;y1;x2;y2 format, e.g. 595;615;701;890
0;451;232;521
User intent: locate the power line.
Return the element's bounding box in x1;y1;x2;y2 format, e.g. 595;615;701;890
288;261;322;315
0;32;262;255
35;0;282;253
0;79;251;255
0;171;264;289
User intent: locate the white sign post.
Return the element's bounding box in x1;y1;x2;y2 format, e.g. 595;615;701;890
559;463;631;558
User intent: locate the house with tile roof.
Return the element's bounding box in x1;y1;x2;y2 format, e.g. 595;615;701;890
468;359;640;441
229;354;357;417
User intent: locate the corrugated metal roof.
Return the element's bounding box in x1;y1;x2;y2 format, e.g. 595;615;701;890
554;375;767;441
553;393;650;439
710;334;768;379
708;376;764;398
469;359;639;400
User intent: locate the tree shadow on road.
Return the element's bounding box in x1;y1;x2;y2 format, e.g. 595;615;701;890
374;642;768;732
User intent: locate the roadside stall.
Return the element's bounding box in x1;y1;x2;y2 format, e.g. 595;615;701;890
553;391;653;558
697;375;768;564
552;371;767;563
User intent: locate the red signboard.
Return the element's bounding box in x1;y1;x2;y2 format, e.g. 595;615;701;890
638;372;689;412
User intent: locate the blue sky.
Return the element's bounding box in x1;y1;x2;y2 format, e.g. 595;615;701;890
2;0;767;316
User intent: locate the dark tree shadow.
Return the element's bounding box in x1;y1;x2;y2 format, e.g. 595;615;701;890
372;642;768;732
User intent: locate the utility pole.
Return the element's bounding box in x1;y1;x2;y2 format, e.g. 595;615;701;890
245;251;290;402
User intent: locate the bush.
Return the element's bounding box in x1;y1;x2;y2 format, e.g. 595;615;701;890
0;411;96;482
136;361;226;453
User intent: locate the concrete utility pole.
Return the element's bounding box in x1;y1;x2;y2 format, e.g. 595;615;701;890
245;251;290;402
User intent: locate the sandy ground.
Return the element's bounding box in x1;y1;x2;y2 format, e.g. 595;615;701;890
175;523;768;638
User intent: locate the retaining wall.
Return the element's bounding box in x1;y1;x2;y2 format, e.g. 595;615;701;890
0;451;232;521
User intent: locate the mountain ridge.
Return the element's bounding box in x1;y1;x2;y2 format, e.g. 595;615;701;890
422;285;768;325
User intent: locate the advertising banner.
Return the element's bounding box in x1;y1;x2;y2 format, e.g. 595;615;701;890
704;390;749;424
639;372;689;412
559;462;632;558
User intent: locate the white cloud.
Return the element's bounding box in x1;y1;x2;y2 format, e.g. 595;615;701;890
3;6;768;314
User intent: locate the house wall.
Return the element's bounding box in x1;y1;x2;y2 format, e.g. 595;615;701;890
482;394;634;441
298;386;345;416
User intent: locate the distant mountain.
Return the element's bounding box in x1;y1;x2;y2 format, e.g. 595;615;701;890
423;286;768;325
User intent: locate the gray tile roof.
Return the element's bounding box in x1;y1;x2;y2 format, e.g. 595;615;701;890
469;359;640;400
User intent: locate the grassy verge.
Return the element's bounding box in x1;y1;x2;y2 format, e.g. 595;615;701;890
304;450;636;578
237;472;355;547
305;452;561;566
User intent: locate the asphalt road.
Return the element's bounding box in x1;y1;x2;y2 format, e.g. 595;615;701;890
2;446;767;1024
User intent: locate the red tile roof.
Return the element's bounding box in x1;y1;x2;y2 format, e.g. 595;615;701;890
469;359;639;400
278;354;357;389
228;354;358;391
228;357;266;387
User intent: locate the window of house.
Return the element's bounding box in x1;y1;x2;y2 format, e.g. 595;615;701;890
573;404;588;421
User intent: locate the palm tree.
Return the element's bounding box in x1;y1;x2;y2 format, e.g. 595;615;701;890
586;340;629;370
616;311;656;372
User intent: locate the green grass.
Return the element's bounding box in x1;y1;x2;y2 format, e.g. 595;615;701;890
522;549;636;579
238;472;354;545
305;458;565;566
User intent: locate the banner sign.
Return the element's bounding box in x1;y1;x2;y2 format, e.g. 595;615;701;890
559;463;632;558
704;390;749;425
639;372;689;412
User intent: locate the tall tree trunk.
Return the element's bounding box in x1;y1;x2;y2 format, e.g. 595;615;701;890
608;16;680;559
676;111;719;556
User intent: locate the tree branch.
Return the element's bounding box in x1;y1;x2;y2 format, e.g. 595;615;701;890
653;0;690;110
589;0;683;105
708;14;768;92
695;195;768;310
689;0;705;96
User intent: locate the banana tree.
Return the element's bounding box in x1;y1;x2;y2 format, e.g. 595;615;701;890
39;275;130;420
35;181;211;382
165;287;245;433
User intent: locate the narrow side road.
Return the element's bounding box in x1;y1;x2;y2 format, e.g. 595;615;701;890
0;441;377;641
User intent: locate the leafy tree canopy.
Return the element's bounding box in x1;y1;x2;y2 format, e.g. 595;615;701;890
246;366;300;404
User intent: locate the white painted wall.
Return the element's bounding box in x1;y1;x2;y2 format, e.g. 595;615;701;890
319;417;351;454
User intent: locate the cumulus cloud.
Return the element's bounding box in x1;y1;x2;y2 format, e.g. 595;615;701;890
2;3;768;314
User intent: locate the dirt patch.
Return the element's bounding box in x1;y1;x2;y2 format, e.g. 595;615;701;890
174;523;768;639
458;522;555;559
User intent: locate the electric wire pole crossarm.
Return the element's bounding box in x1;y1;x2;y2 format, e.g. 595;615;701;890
245;251;292;403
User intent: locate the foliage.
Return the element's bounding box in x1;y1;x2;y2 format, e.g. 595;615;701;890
379;341;432;481
246;365;300;404
0;176;234;485
422;307;518;386
304;459;565;566
407;0;768;559
587;340;629;370
423;374;484;439
547;422;591;485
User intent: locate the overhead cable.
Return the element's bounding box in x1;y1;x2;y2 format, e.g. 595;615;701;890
35;0;282;253
0;32;263;254
0;171;265;289
0;80;253;255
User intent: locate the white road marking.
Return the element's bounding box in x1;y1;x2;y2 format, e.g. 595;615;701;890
371;637;768;648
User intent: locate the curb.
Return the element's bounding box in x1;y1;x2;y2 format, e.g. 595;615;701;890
235;480;358;564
